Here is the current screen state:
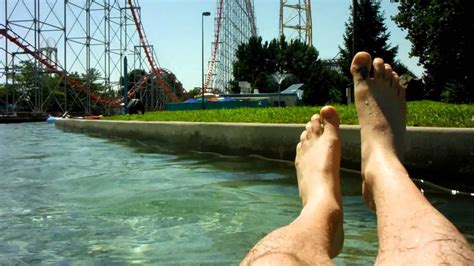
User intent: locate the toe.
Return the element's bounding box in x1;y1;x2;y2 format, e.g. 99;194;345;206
373;58;385;80
305;121;313;138
350;51;372;83
311;114;322;136
296;142;302;154
300;130;307;142
320;106;340;136
392;72;405;100
384;63;393;82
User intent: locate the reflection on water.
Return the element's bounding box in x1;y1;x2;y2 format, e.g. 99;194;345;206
0;123;472;265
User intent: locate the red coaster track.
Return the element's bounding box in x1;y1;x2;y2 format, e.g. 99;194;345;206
127;0;179;102
204;0;224;92
203;0;257;92
0;26;122;107
0;1;180;110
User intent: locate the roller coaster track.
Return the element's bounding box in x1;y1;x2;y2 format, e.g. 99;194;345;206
203;0;257;92
128;74;150;99
203;0;224;92
0;26;122;107
1;1;180;110
0;25;155;107
245;0;258;36
127;0;179;102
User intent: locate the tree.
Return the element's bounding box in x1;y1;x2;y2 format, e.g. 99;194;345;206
232;35;347;105
4;61;41;111
284;38;319;86
304;63;349;106
254;72;269;92
228;80;240;93
338;0;400;83
232;36;268;91
186;87;201;99
127;69;147;89
392;0;472;103
81;68;104;93
233;36;318;92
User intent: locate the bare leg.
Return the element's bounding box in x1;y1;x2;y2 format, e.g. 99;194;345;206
352;51;473;265
241;106;344;265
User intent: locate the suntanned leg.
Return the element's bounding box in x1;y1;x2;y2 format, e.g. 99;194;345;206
352;51;473;265
241;106;344;265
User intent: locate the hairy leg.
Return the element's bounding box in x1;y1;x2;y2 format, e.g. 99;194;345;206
241;106;344;265
352;51;473;265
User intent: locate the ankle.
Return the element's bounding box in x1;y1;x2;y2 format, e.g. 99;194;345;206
360;127;406;160
362;147;404;184
302;192;341;215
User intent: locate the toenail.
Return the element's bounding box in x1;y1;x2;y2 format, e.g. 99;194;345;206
352;64;369;80
322;106;337;117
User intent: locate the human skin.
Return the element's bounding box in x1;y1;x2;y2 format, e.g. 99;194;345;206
241;51;473;265
352;51;473;265
241;105;343;265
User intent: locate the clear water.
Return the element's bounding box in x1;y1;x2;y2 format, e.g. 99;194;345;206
0;123;472;265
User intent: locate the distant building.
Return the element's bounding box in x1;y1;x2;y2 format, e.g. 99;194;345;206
222;83;304;107
281;83;304;100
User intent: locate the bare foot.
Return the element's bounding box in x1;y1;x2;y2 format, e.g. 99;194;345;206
241;107;344;265
295;106;343;258
351;52;406;209
350;51;473;265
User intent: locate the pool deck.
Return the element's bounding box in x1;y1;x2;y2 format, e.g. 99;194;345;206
56;119;474;180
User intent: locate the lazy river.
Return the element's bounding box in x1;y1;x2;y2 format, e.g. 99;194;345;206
0;123;472;264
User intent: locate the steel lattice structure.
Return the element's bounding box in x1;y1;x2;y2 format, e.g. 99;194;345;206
204;0;257;93
280;0;312;46
0;0;182;116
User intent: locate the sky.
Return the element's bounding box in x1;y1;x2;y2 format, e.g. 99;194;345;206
139;0;423;91
0;0;422;91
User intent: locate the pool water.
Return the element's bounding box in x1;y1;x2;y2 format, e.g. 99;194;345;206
0;123;472;264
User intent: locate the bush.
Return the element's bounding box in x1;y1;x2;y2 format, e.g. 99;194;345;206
303;67;348;106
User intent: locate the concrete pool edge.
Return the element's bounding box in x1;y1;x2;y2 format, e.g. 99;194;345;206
55;119;474;178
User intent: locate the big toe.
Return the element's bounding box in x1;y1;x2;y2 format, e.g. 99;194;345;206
320;106;340;136
351;51;372;82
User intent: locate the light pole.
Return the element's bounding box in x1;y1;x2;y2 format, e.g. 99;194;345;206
123;56;128;114
349;0;356;105
202;11;211;109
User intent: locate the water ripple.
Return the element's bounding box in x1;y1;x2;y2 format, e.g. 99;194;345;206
0;123;472;265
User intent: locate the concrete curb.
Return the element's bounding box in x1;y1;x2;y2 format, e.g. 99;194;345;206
56;119;474;178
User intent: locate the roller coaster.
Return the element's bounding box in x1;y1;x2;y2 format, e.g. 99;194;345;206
204;0;257;92
0;0;186;115
1;0;312;116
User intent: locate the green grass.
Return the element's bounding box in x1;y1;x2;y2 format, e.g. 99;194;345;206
406;101;473;127
105;101;474;128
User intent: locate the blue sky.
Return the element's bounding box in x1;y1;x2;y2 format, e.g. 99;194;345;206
0;0;421;91
140;0;422;91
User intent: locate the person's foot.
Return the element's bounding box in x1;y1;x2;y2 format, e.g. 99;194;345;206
351;51;407;209
350;52;474;265
295;106;343;257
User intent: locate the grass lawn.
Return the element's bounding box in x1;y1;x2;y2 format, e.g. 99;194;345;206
105;101;474;128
